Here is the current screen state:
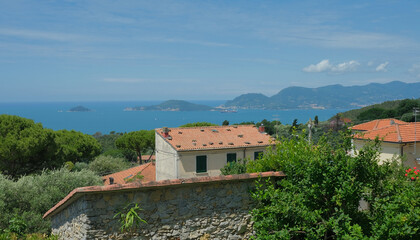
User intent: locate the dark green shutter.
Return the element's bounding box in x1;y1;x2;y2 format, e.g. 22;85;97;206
254;151;263;160
227;153;237;163
196;155;207;173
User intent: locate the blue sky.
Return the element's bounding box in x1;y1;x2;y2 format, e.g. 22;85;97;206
1;0;420;102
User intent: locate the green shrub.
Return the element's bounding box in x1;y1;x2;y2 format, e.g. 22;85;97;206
220;159;248;175
88;155;131;176
0;168;102;234
102;149;137;162
73;162;89;171
248;130;419;239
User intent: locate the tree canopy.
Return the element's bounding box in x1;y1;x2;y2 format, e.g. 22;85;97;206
116;130;155;163
179;122;218;127
0;115;102;178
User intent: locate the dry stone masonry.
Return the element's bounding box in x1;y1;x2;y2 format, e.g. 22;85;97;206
45;172;284;240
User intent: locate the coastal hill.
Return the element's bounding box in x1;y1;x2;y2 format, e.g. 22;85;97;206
68;105;92;112
223;81;420;110
126;100;216;111
338;98;420;123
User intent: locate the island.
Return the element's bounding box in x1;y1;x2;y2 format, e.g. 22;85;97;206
68;105;92;112
125;100;216;112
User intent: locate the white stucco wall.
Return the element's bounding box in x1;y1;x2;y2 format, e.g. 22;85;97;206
155;133;178;181
177;147;268;179
353;139;420;168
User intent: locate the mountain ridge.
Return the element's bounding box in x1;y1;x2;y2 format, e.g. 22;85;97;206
223;81;420;110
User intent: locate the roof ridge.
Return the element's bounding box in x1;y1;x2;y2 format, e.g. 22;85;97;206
102;163;151;178
395;124;402;142
373;119;380;130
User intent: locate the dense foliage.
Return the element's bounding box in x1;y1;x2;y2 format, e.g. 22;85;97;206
0;168;102;234
116;130;155;163
340;98;420;123
88;155;132;176
93;131;123;153
0;115;101;178
179;122;218;127
54;130;101;164
245;131;419;239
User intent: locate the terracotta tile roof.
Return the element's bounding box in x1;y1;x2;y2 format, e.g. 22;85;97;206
353;122;420;143
351;118;407;131
102;162;155;185
44;171;286;219
156;125;274;151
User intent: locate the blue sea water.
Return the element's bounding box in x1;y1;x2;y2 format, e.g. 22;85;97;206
0;101;352;134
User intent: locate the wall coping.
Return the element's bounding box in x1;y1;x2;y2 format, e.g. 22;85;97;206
43;171;285;219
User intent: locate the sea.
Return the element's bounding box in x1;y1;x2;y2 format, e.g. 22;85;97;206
0;101;352;135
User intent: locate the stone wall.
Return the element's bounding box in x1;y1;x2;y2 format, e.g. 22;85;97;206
47;172;284;240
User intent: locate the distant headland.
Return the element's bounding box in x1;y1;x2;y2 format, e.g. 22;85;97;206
124;100;217;112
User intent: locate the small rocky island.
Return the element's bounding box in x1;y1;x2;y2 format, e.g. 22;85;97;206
68;105;92;112
125;100;216;112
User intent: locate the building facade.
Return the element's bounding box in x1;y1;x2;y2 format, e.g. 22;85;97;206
155;125;273;181
352;119;420;168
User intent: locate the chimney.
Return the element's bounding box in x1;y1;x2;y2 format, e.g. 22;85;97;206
259;124;265;133
162;127;170;138
109;177;114;185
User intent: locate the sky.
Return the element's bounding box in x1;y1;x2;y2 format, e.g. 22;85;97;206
1;0;420;102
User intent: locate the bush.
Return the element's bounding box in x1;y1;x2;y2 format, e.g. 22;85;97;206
88;155;131;176
220;159;248;175
72;162;89;171
0;168;102;234
248;130;419;239
102;149;137;162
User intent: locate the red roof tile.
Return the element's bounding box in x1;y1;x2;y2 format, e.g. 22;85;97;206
102;162;155;185
44;171;286;219
353;122;420;143
351;118;407;131
156;125;274;151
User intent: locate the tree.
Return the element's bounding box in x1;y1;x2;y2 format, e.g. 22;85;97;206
54;130;102;164
256;119;282;135
0;168;102;234
314;115;319;126
116;130;155;164
247;131;419;239
88;155;131;176
222;120;229;126
179;122;218;127
0;115;56;178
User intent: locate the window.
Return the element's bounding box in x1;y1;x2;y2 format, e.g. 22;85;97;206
196;155;207;173
227;153;237;163
254;151;263;160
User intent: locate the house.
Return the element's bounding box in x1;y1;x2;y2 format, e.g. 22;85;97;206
102;161;155;185
155;125;274;181
351;118;407;132
352;119;420;167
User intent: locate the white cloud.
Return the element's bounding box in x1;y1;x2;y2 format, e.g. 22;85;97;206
302;59;332;72
409;64;420;78
303;59;360;73
375;62;389;72
331;60;360;72
0;28;90;42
